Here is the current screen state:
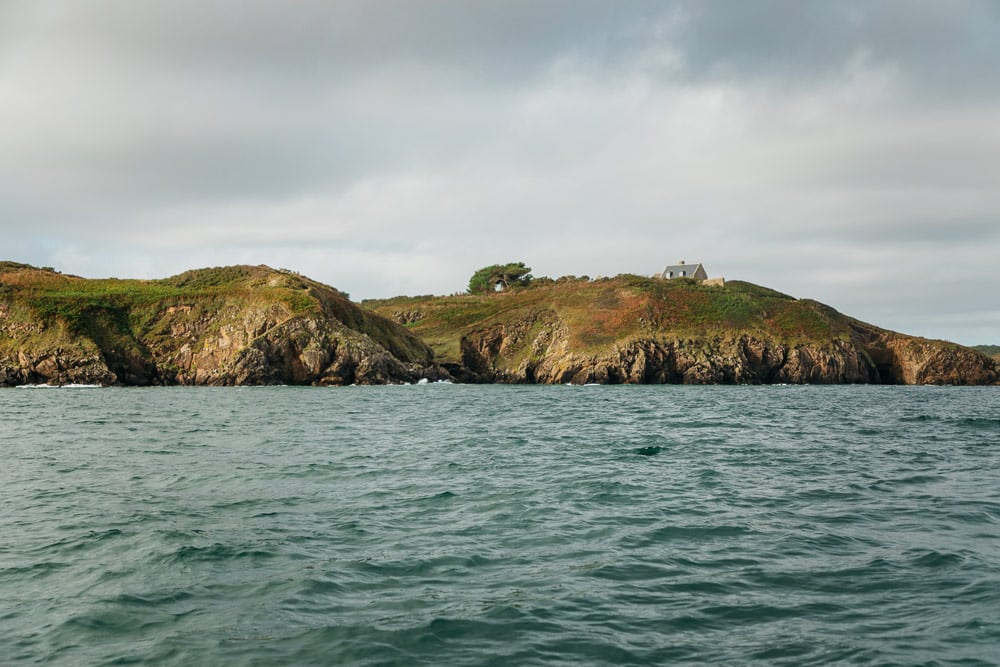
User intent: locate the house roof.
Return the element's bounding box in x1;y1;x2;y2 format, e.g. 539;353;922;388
662;263;704;276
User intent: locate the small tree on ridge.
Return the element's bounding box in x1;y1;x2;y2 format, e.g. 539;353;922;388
468;262;533;294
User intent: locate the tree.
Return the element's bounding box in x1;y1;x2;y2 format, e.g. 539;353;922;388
468;262;533;294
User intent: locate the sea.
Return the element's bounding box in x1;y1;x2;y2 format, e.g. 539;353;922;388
1;384;998;666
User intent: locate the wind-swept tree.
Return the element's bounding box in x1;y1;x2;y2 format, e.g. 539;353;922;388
468;262;533;294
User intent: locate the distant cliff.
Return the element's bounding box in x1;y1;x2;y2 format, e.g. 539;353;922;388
0;263;448;386
3;264;995;386
365;275;999;386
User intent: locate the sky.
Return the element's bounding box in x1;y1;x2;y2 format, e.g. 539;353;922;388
1;1;998;345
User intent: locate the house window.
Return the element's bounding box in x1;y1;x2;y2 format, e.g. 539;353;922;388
666;271;673;278
680;270;686;277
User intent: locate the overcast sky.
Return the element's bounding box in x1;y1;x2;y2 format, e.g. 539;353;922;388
2;1;998;344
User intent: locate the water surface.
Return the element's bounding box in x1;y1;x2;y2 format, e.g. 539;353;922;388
2;385;998;665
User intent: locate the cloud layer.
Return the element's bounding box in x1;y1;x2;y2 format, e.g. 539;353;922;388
2;1;998;343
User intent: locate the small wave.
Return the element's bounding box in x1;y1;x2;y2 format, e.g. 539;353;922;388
701;602;800;623
107;589;198;606
163;543;279;564
954;417;1000;430
38;528;126;554
895;473;945;485
294;576;349;597
0;561;71;580
588;561;678;582
906;549;966;569
15;382;103;388
414;490;457;503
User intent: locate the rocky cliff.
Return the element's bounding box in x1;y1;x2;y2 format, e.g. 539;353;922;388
4;264;995;386
0;263;449;386
366;276;999;386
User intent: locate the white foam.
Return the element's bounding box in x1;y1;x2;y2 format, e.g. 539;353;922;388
16;383;102;388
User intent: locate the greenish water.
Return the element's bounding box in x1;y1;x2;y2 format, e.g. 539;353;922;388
2;385;999;665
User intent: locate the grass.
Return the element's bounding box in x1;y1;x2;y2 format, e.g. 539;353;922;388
0;265;335;361
363;274;863;364
0;262;445;384
2;263;882;377
161;265;266;289
5;266;327;335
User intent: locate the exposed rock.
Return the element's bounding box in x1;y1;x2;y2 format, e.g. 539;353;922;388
4;265;996;386
454;312;998;386
0;264;450;386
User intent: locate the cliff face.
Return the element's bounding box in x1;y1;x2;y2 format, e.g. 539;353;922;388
459;326;998;386
862;331;999;386
0;264;448;386
460;330;881;384
4;264;995;386
367;276;999;386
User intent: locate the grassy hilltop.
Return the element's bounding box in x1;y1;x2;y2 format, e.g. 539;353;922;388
366;276;848;364
0;262;442;386
364;274;998;385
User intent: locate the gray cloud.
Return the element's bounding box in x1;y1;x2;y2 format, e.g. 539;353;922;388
668;0;1000;95
1;1;998;344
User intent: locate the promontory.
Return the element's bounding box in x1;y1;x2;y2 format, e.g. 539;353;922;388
1;262;996;386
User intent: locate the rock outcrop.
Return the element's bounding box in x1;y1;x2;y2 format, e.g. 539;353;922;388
459;328;998;386
0;264;449;386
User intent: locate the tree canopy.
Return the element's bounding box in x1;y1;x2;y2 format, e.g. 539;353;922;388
468;262;533;294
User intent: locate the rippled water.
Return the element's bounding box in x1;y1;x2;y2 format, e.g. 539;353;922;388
2;385;999;665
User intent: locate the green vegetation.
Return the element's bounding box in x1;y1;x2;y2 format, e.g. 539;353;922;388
162;265;263;289
972;345;1000;358
0;261;42;274
1;263;865;368
3;266;332;335
0;262;444;384
467;262;533;294
364;273;863;364
0;265;338;362
4;262;990;385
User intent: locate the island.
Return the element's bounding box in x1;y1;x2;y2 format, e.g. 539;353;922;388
1;261;996;386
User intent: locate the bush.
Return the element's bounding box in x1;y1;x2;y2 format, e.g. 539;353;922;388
468;262;533;294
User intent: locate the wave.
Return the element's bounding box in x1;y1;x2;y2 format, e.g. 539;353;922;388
15;383;102;388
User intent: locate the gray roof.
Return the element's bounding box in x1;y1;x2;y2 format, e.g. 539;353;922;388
662;263;704;276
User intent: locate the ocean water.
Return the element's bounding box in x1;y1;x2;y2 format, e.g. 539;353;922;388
1;385;998;666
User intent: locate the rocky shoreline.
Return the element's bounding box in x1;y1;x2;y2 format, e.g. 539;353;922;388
2;263;997;386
